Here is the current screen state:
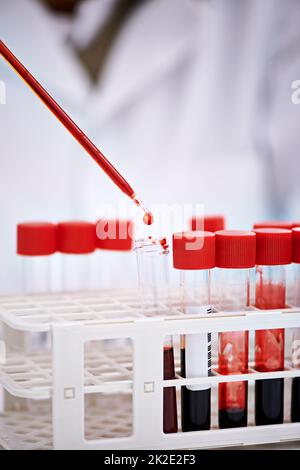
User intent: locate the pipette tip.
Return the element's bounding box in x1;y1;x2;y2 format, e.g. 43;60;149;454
132;195;154;225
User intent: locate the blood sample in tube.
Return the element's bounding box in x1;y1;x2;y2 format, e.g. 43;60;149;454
135;238;177;433
173;231;215;431
291;228;300;422
254;229;292;426
215;230;256;428
163;341;178;434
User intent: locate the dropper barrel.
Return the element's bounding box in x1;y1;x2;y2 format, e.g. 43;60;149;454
0;40;135;199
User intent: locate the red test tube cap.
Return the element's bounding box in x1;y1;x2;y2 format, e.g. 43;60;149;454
191;215;225;233
58;222;96;254
293;222;300;228
293;228;300;264
254;228;292;266
96;220;134;251
215;230;256;269
253;220;293;230
173;231;215;270
17;222;58;256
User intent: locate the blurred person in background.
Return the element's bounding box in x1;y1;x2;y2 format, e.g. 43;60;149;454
0;0;300;293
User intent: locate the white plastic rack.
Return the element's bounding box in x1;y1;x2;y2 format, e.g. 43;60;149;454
0;289;299;450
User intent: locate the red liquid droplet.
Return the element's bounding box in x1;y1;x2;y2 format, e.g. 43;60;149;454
160;237;169;250
143;212;153;225
132;196;153;225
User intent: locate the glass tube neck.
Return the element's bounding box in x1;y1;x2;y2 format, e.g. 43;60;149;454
134;238;169;255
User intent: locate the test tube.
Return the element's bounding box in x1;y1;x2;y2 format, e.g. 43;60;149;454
293;228;300;307
254;228;292;425
173;231;215;431
135;238;178;434
58;222;96;291
191;215;225;233
17;222;57;294
17;222;57;351
291;228;300;422
215;230;256;428
95;219;134;288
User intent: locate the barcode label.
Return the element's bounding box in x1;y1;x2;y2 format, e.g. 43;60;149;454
185;305;212;391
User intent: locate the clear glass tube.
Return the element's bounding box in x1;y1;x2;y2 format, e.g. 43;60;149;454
135;238;177;433
22;256;51;294
91;250;136;290
255;265;285;425
21;256;51;351
7;253;52;412
135;239;171;316
218;268;250;312
218;268;250;429
61;254;93;292
291;263;300;422
180;269;212;431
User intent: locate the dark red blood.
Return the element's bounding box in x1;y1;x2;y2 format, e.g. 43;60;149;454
163;346;178;433
181;348;211;431
291;377;300;422
255;281;285;425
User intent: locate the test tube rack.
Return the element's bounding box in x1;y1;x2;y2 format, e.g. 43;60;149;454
0;289;299;450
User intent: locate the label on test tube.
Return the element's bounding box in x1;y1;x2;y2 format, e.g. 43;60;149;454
185;305;212;391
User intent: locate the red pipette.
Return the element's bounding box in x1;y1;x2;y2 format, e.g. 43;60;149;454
0;40;153;225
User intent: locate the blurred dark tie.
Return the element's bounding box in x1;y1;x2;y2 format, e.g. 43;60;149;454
74;0;147;84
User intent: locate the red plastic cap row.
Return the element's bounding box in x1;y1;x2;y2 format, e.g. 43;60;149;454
173;231;215;270
57;222;96;254
18;220;135;256
96;220;134;251
17;223;58;256
191;215;225;233
215;230;256;269
253;220;293;230
254;229;292;265
293;228;300;264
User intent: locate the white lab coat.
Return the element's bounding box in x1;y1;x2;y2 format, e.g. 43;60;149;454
0;0;299;294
